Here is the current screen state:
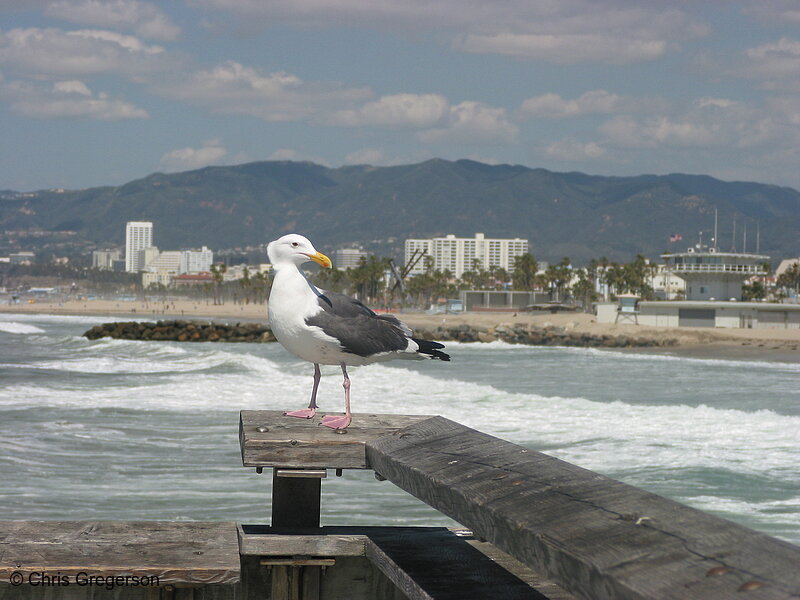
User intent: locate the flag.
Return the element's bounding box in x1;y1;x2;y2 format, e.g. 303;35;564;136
669;233;683;242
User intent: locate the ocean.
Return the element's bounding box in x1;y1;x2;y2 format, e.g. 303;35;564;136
1;313;799;544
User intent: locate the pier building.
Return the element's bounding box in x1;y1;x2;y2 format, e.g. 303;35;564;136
661;246;769;301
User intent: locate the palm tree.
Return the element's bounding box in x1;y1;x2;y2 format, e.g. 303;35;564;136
545;257;572;302
210;263;227;305
604;262;626;299
512;253;539;291
572;269;598;311
777;262;800;295
239;266;251;304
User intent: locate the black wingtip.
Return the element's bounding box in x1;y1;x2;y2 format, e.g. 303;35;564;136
413;338;451;361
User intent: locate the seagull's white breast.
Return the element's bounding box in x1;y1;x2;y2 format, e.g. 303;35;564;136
268;267;347;365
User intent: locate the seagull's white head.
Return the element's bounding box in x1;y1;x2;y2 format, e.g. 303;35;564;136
267;234;332;270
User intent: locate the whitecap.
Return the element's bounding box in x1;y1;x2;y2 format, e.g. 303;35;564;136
0;322;46;334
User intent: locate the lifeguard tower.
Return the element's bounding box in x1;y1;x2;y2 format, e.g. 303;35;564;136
614;294;640;324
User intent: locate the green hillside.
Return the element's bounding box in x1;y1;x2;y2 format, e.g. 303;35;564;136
2;159;798;263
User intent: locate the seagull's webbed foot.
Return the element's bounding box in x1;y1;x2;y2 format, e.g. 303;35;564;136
284;408;317;419
284;364;321;419
320;414;351;430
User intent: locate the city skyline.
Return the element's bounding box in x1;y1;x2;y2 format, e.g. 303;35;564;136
3;2;800;191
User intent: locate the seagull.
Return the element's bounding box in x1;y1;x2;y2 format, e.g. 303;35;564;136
267;234;450;430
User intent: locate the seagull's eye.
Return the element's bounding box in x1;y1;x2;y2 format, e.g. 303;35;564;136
291;242;299;247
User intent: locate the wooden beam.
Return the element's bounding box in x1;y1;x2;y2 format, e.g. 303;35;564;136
237;524;366;557
240;410;431;469
0;521;240;586
366;417;800;600
365;528;550;600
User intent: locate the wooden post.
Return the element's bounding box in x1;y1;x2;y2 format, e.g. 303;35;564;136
271;469;322;529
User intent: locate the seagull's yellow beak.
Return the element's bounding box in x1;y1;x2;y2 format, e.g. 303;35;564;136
305;251;332;269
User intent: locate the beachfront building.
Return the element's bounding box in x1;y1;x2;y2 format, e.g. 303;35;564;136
594;247;800;328
125;221;153;272
662;247;769;301
333;248;368;270
180;246;213;274
776;257;800;278
172;272;214;287
9;251;35;265
404;233;529;279
92;249;121;270
141;250;181;289
596;300;800;329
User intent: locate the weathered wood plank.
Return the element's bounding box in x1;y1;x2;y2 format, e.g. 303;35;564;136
365;528;550;600
240;410;431;469
366;416;800;600
237;524;366;557
460;533;577;600
0;521;240;586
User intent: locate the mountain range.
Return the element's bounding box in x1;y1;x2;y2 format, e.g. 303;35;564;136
2;158;799;264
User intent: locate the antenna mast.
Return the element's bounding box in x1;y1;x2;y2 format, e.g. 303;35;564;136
713;209;718;250
731;216;736;252
743;222;747;253
756;222;760;253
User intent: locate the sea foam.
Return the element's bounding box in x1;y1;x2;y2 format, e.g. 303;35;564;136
0;321;46;334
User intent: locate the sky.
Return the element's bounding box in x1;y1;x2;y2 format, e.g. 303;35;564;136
3;1;800;192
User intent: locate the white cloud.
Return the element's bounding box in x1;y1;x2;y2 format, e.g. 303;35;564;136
189;0;706;65
546;139;606;160
44;0;180;41
598;98;780;149
0;27;167;78
738;37;800;89
53;79;91;95
344;148;386;164
418;101;518;144
159;140;228;171
458;33;666;64
744;1;800;25
268;148;300;161
519;89;657;118
0;77;148;119
158;60;370;122
329;93;448;128
69;28;164;53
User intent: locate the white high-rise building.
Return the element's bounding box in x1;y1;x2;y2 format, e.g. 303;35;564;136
333;248;368;270
180;246;213;274
404;233;529;279
125;221;153;272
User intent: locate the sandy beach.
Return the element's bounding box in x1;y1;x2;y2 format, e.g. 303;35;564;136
2;298;799;362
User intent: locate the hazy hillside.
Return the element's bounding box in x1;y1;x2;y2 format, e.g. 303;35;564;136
2;159;799;263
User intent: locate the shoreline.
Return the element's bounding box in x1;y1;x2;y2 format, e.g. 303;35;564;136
2;299;799;363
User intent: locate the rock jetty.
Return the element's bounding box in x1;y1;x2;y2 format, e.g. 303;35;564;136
83;320;275;343
415;323;676;348
83;320;674;349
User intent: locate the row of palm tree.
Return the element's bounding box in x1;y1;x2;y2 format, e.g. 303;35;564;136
311;253;661;309
164;252;670;309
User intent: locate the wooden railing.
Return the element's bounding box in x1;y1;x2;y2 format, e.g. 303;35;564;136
239;411;800;600
2;412;798;600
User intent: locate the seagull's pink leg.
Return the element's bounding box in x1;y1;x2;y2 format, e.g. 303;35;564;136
284;363;320;419
321;363;352;430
